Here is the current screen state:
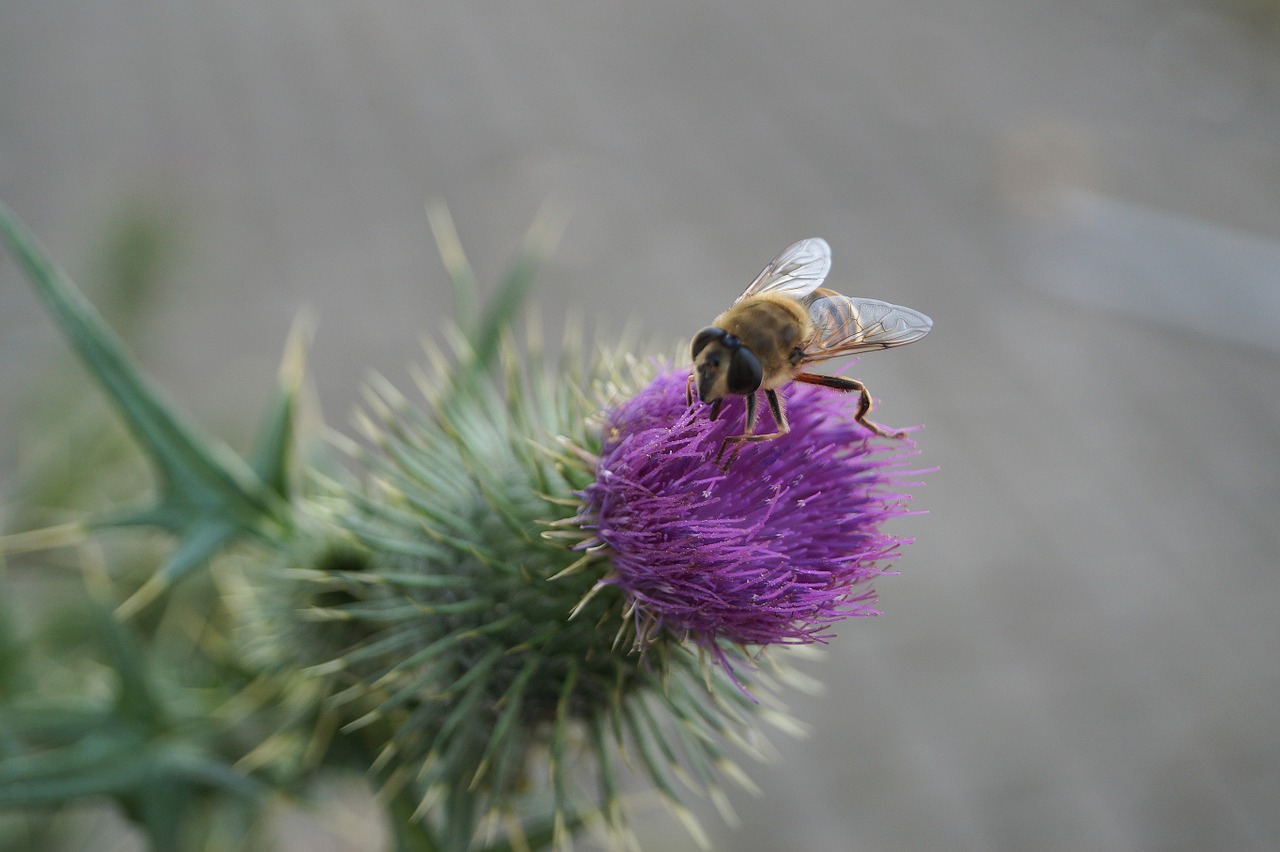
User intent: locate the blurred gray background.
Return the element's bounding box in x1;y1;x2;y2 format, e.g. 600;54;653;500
3;1;1280;850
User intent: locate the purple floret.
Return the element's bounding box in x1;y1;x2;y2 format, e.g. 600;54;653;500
580;368;924;650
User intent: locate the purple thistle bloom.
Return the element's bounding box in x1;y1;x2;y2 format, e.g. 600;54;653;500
580;367;923;651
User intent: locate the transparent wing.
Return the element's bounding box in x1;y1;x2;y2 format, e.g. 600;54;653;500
733;237;832;304
802;290;933;362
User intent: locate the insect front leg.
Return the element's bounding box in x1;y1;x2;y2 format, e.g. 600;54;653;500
794;372;907;438
715;392;757;467
716;389;791;469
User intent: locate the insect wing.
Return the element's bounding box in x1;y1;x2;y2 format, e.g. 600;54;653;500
803;291;932;361
733;237;832;304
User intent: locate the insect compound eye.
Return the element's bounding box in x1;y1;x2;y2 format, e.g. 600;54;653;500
727;346;762;395
691;327;726;360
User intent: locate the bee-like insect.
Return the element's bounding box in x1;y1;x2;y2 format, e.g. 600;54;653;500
690;237;932;465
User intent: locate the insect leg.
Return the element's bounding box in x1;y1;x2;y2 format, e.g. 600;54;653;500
686;372;695;406
717;390;792;469
715;392;757;466
765;388;788;433
794;372;907;438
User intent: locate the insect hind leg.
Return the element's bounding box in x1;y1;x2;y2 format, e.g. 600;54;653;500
794;372;907;439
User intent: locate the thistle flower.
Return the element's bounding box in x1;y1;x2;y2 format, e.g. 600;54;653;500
574;369;920;657
243;343;790;849
1;200;928;851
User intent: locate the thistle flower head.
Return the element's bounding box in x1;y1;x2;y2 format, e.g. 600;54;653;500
2;198;929;851
242;344;795;848
576;369;920;656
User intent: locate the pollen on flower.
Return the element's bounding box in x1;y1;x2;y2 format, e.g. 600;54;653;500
577;367;924;652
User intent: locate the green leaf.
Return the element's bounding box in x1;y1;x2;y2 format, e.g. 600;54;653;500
0;734;152;805
134;777;187;852
388;787;444;852
0;597;26;703
0;611;265;838
249;314;311;502
426;201;480;338
95;606;164;725
0;200;298;608
153;747;267;799
435;200;566;384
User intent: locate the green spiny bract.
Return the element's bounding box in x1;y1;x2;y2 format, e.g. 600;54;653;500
238;336;775;849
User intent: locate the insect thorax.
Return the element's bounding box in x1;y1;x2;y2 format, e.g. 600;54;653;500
715;296;811;380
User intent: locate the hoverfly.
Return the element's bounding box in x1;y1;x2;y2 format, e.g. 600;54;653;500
689;237;931;466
